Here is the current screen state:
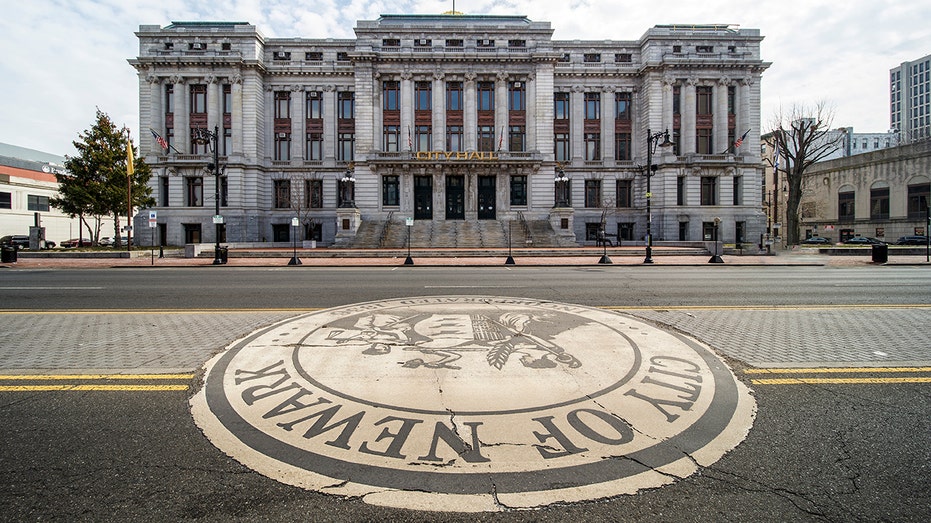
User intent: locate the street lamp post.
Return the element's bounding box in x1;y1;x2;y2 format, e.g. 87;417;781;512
643;129;674;264
192;126;225;265
708;216;724;263
554;165;570;207
339;168;355;208
288;217;301;266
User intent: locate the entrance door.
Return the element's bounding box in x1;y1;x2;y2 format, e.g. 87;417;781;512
414;176;433;220
446;176;465;219
477;176;496;220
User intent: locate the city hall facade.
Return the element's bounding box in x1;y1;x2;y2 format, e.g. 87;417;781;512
130;15;769;248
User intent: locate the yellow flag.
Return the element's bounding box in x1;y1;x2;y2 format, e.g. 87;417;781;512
126;142;135;175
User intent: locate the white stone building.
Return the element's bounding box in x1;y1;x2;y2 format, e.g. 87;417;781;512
130;15;769;248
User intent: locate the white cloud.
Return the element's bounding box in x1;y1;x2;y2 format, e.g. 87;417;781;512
0;0;927;156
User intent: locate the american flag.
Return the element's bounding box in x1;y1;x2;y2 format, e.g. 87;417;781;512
734;128;750;149
150;128;169;150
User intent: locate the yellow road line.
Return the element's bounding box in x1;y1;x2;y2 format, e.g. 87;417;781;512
0;374;195;380
745;367;931;374
0;384;189;392
0;308;320;315
752;377;931;385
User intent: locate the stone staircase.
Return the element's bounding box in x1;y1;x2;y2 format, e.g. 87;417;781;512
344;218;577;249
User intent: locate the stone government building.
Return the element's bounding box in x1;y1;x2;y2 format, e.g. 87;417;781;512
129;14;769;248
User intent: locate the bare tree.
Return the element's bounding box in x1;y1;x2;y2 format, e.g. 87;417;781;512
274;173;320;243
767;102;843;245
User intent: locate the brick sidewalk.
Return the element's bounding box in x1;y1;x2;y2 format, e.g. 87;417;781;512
3;247;930;269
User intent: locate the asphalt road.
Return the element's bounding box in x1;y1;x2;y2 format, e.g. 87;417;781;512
1;265;929;521
2;264;930;310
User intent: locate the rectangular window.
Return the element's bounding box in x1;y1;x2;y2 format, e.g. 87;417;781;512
509;82;525;111
338;133;355;161
615;92;631;121
477;39;495;48
307;180;323;208
508;125;525;152
414;125;431;152
510;175;527;206
696;45;713;53
382;80;399;111
27;194;50;212
838;191;855;222
616;180;633;208
383;125;400;152
508;39;526;48
186;177;203;207
478;82;494;111
338;92;354;119
382;38;400;48
584;93;600;120
700;176;717;205
275;134;290;161
336;52;349;61
275;91;290;119
585;132;601;161
697;86;713;115
446;39;463;48
477;125;495;152
0;191;11;209
223;84;232;114
615;53;632;63
273;51;291;61
447;82;463;111
447;125;463;152
677;177;685;205
414;39;432;48
585;179;602;208
555;133;570;163
305;51;323;61
554;92;570;120
733;175;742;205
306;92;323;118
220;177;228;207
615;133;631;161
618;222;635;241
870;187;890;219
907;185;929;219
583;53;601;63
383;176;400;206
191;85;207;114
415;81;431;111
274;180;291;209
159;177;169;207
306;133;323;160
697;128;713;155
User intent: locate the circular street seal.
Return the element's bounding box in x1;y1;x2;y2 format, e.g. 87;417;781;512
191;297;755;512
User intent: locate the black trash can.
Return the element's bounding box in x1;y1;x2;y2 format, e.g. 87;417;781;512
215;246;228;265
871;244;888;263
1;245;17;263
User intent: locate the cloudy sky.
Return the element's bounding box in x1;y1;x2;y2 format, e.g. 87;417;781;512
1;0;928;157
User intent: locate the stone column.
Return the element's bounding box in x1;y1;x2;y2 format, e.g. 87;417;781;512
526;73;537;152
400;72;413;151
147;75;163;155
172;76;188;153
715;78;729;153
682;78;697;155
323;85;336;163
372;75;383;152
264;85;275;160
496;72;509;152
739;77;752;155
603;86;616;163
433;72;445;150
206;75;220;133
291;85;304;162
464;72;477;151
662;76;674;135
230;73;243;157
571;85;584;163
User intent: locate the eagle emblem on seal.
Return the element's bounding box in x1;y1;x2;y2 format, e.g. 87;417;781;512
303;311;585;371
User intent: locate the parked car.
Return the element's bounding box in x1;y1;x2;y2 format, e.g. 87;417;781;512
0;235;30;249
801;236;832;245
843;236;885;245
99;236;114;246
60;238;92;248
896;235;929;245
